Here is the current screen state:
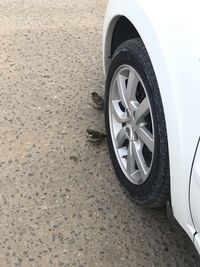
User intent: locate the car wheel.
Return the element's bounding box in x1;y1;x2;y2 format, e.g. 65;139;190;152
105;38;170;207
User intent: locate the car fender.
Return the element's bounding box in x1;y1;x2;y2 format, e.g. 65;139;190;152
103;0;200;240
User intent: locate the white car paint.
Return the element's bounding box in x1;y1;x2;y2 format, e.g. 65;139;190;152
103;0;200;253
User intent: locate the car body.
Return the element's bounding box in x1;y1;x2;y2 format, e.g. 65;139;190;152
103;0;200;253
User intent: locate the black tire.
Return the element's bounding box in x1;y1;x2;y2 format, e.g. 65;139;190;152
105;38;170;207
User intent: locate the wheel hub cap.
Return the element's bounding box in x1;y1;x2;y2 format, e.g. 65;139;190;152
109;65;155;185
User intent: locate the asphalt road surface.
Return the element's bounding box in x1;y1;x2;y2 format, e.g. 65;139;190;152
0;0;199;266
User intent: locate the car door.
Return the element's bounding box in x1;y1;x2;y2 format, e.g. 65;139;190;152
190;140;200;243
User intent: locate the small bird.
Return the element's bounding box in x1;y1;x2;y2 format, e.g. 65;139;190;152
86;128;106;144
91;92;104;110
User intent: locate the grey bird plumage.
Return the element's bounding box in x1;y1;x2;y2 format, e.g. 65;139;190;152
91;92;104;110
86;128;106;144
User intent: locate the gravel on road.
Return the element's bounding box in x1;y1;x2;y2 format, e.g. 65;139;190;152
0;0;199;266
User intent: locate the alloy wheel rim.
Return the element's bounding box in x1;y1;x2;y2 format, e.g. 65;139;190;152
109;65;155;185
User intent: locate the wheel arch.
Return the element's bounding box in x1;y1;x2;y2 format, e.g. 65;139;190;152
104;15;141;74
111;16;140;56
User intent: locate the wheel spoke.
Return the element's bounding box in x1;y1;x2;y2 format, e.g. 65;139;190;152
133;142;148;179
116;127;128;148
116;74;129;110
135;97;149;124
137;127;154;152
127;140;136;175
127;70;139;102
111;100;128;123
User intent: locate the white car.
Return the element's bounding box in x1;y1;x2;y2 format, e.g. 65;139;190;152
103;0;200;254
